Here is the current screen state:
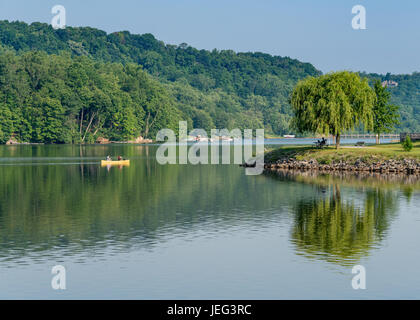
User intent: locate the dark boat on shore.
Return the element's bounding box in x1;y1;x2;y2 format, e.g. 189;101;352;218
240;162;256;168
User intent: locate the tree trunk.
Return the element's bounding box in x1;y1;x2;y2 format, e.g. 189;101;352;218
82;112;96;142
144;108;160;139
376;134;380;144
335;134;341;149
79;108;84;136
92;117;103;137
144;112;150;138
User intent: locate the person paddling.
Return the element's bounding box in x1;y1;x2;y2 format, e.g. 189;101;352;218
118;155;122;161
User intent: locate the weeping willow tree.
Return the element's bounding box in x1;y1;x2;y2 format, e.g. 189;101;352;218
290;71;376;148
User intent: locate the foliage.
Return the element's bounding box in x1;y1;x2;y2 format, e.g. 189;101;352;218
0;49;180;143
363;72;420;132
1;20;420;139
372;80;400;143
290;71;376;148
402;135;413;152
0;20;321;140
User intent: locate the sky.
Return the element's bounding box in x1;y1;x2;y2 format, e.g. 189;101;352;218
0;0;419;75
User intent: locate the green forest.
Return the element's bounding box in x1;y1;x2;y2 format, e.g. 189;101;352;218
362;72;420;132
0;20;419;143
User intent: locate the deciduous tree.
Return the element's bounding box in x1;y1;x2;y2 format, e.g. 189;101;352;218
372;80;399;144
291;71;376;148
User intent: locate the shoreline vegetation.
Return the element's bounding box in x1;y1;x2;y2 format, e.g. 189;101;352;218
4;135;154;145
264;142;420;175
0;20;321;145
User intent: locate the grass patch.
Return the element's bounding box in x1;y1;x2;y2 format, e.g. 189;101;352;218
265;142;420;163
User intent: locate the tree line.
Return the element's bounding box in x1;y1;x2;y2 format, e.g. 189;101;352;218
0;20;418;143
0;49;180;143
0;20;320;142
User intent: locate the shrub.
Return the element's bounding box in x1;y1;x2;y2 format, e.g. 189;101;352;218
402;135;413;152
318;157;332;165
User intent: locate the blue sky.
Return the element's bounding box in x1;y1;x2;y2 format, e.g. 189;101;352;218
0;0;419;74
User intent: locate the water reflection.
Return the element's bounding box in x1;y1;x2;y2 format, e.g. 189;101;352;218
266;169;420;190
290;185;398;266
0;144;418;271
0;145;286;266
265;169;418;266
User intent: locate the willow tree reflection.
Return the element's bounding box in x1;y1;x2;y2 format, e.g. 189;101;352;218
291;185;398;266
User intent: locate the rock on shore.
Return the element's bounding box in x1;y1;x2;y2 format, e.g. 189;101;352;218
264;158;420;174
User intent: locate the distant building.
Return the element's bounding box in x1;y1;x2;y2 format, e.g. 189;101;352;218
382;80;399;88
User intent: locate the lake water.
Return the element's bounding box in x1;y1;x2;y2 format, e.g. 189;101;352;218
0;144;419;299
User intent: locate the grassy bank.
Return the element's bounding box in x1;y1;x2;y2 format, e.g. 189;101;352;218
265;142;420;164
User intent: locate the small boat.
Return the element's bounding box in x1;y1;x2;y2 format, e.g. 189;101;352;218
101;160;130;166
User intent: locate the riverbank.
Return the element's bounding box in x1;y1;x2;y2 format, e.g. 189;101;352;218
264;142;420;174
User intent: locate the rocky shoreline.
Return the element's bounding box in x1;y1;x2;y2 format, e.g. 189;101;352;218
264;158;420;174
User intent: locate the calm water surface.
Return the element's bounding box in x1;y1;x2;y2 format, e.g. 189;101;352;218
0;144;419;299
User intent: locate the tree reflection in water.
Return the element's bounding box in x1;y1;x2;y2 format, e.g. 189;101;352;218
287;175;400;266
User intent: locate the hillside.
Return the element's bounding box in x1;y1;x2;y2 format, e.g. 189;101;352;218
0;20;320;143
0;20;419;144
363;72;420;132
0;49;183;144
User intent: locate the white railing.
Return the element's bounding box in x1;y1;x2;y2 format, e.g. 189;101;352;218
339;133;400;139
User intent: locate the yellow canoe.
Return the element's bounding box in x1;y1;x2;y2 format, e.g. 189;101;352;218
101;160;130;166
